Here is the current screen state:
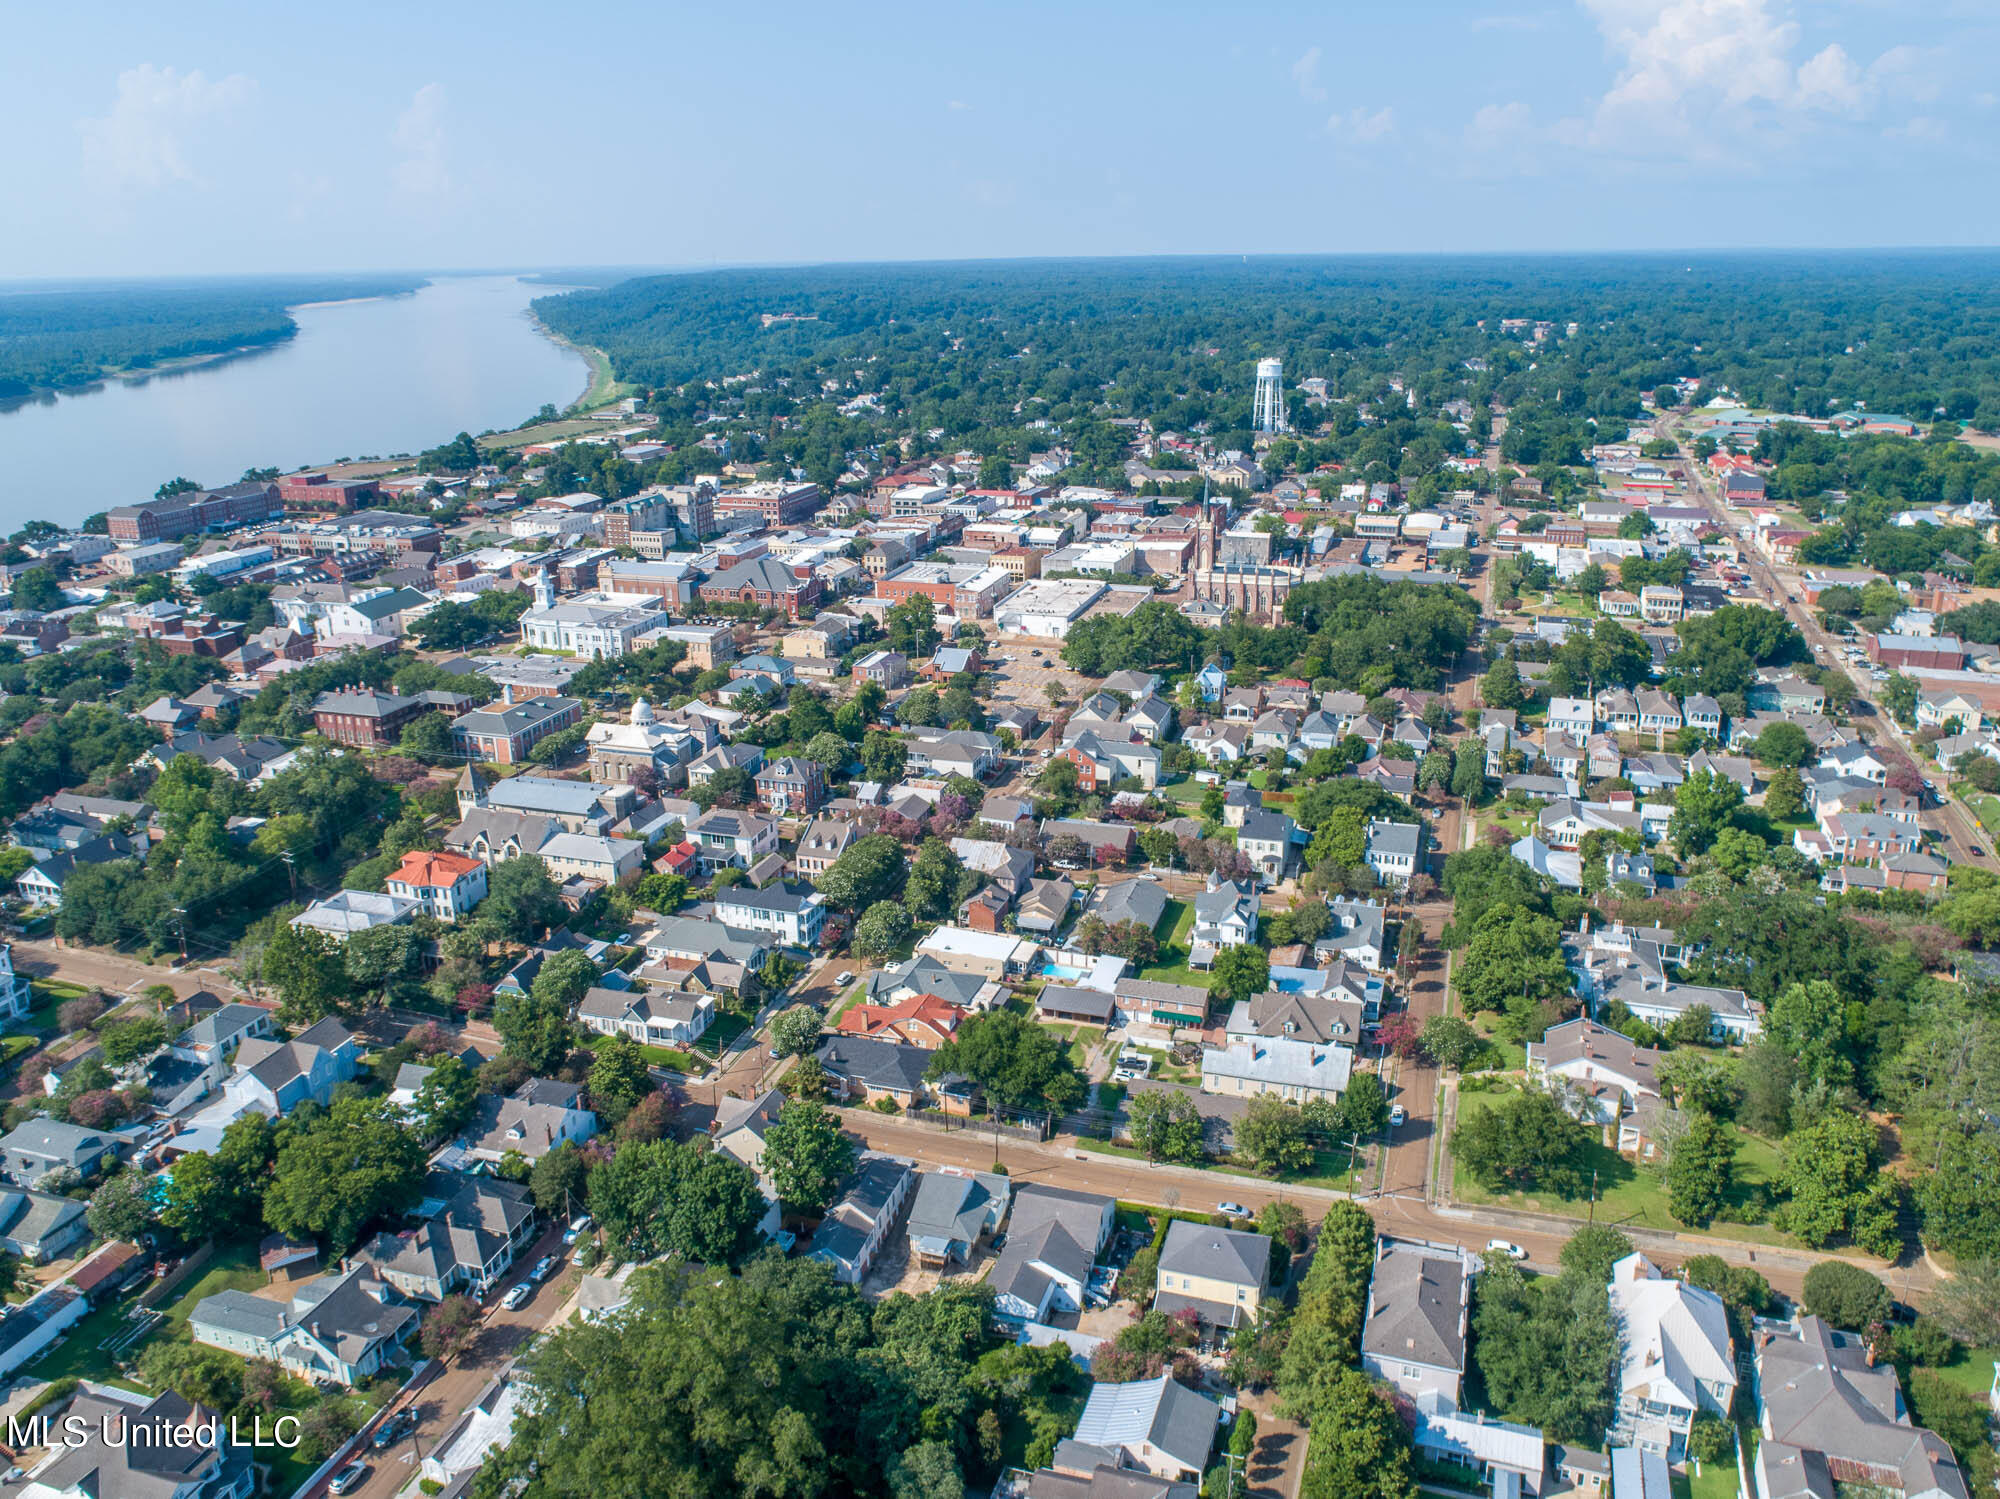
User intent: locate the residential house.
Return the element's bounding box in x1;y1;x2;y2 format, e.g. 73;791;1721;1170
1609;1252;1736;1460
290;889;424;941
989;1185;1115;1323
754;757;826;817
1201;1034;1353;1106
905;1170;1010;1267
0;1120;114;1188
231;1019;360;1114
687;806;781;872
351;1175;538;1302
533;831;646;888
455;1079;598;1165
1015;878;1076;935
813;1035;934;1108
1361;1240;1470;1403
387;849;489;922
838;992;968;1047
1082;878;1167;933
1752;1316;1967;1499
1237;809;1302;886
11;1385;254;1499
1152;1219;1271;1332
716;881;826;947
1070;1377;1220;1484
576;986;716;1049
1364;819;1423;887
806;1155;913;1282
0;1188;89;1264
795;815;857;877
190;1264;415;1386
1189;877;1258;968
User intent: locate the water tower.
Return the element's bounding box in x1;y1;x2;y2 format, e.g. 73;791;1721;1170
1253;357;1287;434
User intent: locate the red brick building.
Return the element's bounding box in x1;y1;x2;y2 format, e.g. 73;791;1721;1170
713;481;821;527
312;688;429;747
450;696;583;765
106;482;283;542
696;556;823;619
279;473;379;511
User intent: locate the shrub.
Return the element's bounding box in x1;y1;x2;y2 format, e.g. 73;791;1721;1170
1687;1413;1733;1464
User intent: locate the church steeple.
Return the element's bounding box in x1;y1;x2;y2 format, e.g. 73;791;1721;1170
456;763;488;814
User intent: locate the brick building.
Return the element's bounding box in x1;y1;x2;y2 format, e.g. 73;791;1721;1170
713;481;821;528
696;556;824;619
450;697;583;765
106;481;282;542
312;689;430;747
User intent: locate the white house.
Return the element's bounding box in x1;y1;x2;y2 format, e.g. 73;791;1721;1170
1608;1252;1736;1460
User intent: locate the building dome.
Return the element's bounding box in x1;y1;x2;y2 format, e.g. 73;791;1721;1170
631;697;655;725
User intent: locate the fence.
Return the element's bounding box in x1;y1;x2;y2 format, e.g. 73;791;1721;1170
138;1242;216;1308
285;1358;439;1499
906;1108;1049;1142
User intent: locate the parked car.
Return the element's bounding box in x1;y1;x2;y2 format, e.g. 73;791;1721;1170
1216;1201;1248;1217
1388;1104;1407;1128
1486;1239;1528;1261
502;1281;535;1311
532;1255;559;1283
563;1214;592;1245
370;1412;416;1451
330;1463;369;1495
837;971;853;986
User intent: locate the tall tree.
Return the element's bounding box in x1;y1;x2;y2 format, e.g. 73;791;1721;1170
760;1099;857;1215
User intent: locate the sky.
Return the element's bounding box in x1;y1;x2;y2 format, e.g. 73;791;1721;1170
2;0;1996;280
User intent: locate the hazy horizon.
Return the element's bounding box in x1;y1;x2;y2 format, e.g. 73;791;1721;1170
4;0;1996;280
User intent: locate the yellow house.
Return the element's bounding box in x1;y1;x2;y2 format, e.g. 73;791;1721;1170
1152;1219;1271;1330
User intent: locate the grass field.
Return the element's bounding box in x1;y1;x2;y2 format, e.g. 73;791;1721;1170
585;1030;697;1072
1451;1084;1798;1246
694;1011;751;1057
1924;1343;2000;1400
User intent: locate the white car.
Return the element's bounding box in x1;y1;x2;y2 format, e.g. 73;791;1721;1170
502;1281;535;1310
1486;1239;1528;1261
1216;1201;1249;1217
1388;1104;1407;1128
837;971;854;986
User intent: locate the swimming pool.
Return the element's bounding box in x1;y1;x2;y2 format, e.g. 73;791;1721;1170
1041;963;1088;981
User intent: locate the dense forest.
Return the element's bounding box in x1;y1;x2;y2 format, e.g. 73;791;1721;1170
534;254;2000;490
0;275;425;399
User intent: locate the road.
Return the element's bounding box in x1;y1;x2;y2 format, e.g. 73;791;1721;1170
8;938;245;1003
312;1220;573;1499
1667;422;1994;870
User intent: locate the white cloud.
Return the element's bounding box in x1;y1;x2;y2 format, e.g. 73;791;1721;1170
1885;115;1948;141
1976;91;1998;111
79;64;253;191
1292;47;1326;102
1795;43;1866;113
393;83;450;198
948;99;969;111
1326;105;1397;142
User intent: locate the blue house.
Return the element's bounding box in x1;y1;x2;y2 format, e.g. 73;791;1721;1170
1195;663;1227;703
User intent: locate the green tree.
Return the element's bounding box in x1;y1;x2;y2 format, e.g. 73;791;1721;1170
86;1171;158;1243
588;1037;654;1122
260;922;352;1024
818;834;905;911
1420;1014;1479;1071
1124;1090;1206;1163
1557;1225;1634;1285
1916;1128;2000;1260
494;991;579;1076
1782;1112;1898;1254
479;854;565;946
860;730;908;783
408;1054;478;1141
1481;658;1525;710
904;839;966;922
1454;1085;1589;1197
1235;1095;1314;1175
1305;806;1368;871
769;1005;825;1060
1453;904;1571;1038
1670;767;1744;858
1471;1258;1619;1444
419;1294;483;1362
761;1098;857;1214
1297;1367;1415;1499
802;731;852;776
1763;766;1805;822
1337;1071;1388;1137
262;1096;426;1255
1800;1260;1889;1330
586;1138;768;1265
925;1011;1086;1115
854;900;913;959
1209;945;1270;1005
98;1014;167;1066
158;1116;274;1242
1751;720;1812;768
529;1141;591;1218
1450;737;1486;800
1763;979;1852;1091
1666;1111;1736;1227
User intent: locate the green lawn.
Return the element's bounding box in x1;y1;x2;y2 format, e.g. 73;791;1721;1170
585;1031;697;1072
827;982;868;1026
1131;1044;1200;1085
1923;1344;2000;1401
1160;779;1213;806
1136;900;1213;990
160;1244;266;1331
1451;1085;1799;1246
1955;784;2000;835
1040;1022;1105;1069
695;1011;751;1057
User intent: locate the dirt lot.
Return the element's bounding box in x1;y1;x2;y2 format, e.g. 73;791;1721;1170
860;1232;1002;1302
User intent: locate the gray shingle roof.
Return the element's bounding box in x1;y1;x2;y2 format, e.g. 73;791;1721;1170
1361;1241;1466;1373
1156;1219;1270;1289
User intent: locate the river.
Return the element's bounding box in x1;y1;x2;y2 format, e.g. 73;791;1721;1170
0;274;591;536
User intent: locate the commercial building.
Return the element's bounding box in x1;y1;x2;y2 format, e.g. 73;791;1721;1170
105;481;282;542
519;592;672;659
714;481;822;527
450;697;584;765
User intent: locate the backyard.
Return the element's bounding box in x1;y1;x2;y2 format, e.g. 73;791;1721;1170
1134;900;1212;991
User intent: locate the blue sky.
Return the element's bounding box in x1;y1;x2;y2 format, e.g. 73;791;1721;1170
3;0;1995;278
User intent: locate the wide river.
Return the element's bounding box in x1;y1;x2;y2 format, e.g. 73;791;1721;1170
0;274;590;536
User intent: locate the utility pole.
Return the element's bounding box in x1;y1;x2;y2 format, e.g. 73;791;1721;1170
1587;1166;1599;1226
171;907;188;963
280;849;297;901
